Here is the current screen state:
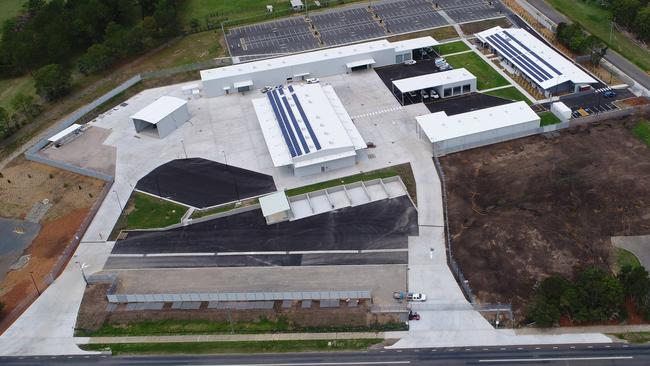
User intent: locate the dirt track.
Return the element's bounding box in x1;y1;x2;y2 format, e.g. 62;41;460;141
441;116;650;319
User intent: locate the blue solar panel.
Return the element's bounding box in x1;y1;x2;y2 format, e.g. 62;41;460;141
288;86;321;151
271;90;302;156
493;33;552;80
280;92;310;154
487;35;546;83
503;30;562;76
267;91;297;157
490;34;549;82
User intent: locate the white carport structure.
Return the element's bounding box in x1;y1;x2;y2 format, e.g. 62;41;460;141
48;124;83;145
259;191;291;224
346;58;376;72
130;96;190;139
392;68;476;105
416;101;541;155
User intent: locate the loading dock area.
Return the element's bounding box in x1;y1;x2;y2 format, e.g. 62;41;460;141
391;68;477;105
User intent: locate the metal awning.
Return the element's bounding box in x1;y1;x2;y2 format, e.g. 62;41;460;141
294;72;310;77
233;80;254;88
346;58;376;68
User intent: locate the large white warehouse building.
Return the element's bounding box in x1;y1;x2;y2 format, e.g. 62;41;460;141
201;37;438;97
416;101;541;155
252;83;366;176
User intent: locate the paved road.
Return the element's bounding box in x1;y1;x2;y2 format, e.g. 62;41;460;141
1;344;650;365
524;0;650;90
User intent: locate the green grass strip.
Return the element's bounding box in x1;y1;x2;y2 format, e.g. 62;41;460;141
611;332;650;344
437;41;470;55
126;192;187;229
83;318;407;337
285;167;399;197
539;111;561;126
632;120;650;148
80;339;383;355
444;52;510;90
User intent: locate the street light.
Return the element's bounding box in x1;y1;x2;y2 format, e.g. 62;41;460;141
76;262;89;285
113;190;123;212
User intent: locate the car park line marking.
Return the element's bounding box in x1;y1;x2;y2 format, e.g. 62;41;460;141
212;362;410;366
479;356;633;363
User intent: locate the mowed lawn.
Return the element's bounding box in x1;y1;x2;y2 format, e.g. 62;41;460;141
126;192;188;229
179;0;291;24
437;41;470;55
546;0;650;72
445;51;510;90
483;86;532;105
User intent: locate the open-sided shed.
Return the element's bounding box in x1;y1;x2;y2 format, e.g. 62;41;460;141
130;96;190;139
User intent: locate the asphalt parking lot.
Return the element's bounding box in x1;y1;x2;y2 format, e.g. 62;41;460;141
542;88;633;118
135;158;276;208
442;0;504;23
372;0;448;34
311;7;385;46
111;195;417;258
375;59;440;89
424;92;513;115
226;18;319;56
224;0;511;57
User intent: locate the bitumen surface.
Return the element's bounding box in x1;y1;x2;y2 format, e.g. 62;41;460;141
112;195;417;256
135;158;276;208
424;92;513;115
104;251;408;269
1;343;648;365
0;218;40;281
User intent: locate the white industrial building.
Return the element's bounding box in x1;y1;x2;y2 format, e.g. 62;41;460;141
130;96;191;139
391;68;477;104
252;83;366;176
416;101;541;155
476;26;597;96
201;37;438;97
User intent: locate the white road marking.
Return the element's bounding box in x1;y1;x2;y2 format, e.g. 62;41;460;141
205;362;411;366
479;356;633;363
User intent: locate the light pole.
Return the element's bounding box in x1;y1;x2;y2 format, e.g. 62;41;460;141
181;139;188;159
76;262;89;285
29;271;41;295
113;189;123;212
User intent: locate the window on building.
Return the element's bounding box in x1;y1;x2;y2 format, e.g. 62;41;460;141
453;86;461;95
444;88;452;97
462;84;471;93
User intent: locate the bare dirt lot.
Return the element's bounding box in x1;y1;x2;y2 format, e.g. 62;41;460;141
0;158;104;331
441;115;650;320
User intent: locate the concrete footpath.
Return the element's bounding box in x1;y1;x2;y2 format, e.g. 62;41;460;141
77;332;388;345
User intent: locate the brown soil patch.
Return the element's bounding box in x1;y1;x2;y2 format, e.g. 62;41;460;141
0;207;90;330
441;116;650;321
0;158;104;221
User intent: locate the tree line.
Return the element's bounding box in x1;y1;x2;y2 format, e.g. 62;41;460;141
527;264;650;327
0;0;180;140
555;22;607;66
608;0;650;43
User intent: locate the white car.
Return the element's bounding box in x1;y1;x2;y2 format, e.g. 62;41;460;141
403;59;417;65
409;293;427;301
306;78;320;84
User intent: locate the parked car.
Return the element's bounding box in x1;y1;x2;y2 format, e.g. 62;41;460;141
408;311;421;321
603;90;617;98
306;77;320;84
421;90;430;100
393;291;427;302
403;59;417;65
261;85;274;93
430;90;440;99
408;91;418;98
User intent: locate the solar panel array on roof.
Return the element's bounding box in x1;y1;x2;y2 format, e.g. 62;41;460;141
108;290;372;303
266;86;326;158
502;30;562;76
486;33;557;83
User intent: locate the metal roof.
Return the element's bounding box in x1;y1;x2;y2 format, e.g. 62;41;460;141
416;101;540;142
129;96;187;124
346;58;376;68
48;124;82;142
259;191;290;216
476;27;596;90
392;68;476;93
253;83;365;167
